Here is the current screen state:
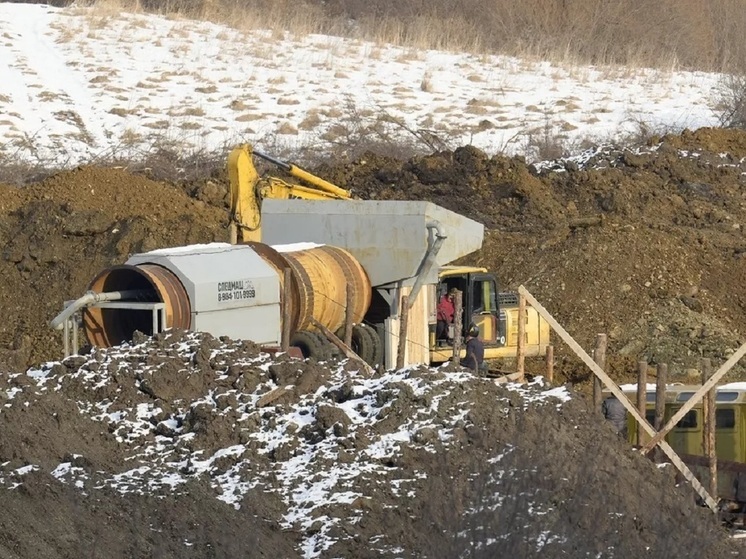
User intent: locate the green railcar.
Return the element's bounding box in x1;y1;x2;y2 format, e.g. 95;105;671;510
617;384;746;507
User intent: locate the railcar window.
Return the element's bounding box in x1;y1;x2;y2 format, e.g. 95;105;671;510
716;409;735;429
716;392;739;402
646;393;656;403
675;410;697;429
645;410;656;424
677;392;696;402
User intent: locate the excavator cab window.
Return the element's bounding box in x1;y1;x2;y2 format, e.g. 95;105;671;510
468;274;501;346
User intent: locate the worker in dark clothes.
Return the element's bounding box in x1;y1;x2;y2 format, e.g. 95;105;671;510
436;287;457;341
602;394;628;438
463;323;486;375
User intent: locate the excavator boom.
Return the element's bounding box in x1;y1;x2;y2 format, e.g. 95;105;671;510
227;144;352;244
253;150;351;199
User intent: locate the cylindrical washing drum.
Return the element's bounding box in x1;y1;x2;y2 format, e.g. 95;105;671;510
80;242;371;348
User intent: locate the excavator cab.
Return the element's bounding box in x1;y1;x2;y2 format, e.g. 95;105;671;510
437;268;505;348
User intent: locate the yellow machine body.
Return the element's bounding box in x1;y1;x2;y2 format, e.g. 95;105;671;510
227;144;351;244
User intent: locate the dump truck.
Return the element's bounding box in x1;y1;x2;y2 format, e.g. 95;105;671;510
50;147;550;370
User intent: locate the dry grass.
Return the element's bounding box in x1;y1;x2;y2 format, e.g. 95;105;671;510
75;0;746;73
5;0;740;178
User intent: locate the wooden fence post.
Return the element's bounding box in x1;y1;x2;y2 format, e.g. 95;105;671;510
517;285;719;511
701;358;717;501
545;344;554;384
452;290;463;365
654;363;668;433
517;293;526;381
636;360;648;447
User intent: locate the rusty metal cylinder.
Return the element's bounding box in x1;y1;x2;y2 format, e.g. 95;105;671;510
81;242;370;348
82;264;191;347
251;243;371;334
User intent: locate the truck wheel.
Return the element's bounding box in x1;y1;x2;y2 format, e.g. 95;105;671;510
290;330;330;361
358;323;382;366
333;324;373;365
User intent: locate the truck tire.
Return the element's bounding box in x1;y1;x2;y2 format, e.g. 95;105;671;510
334;324;375;365
358;323;382;367
290;330;331;361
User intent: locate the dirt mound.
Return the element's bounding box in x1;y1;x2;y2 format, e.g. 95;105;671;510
0;330;734;558
0;167;226;365
1;128;746;382
320;129;746;382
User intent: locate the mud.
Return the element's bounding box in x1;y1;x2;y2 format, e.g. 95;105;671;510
0;330;736;558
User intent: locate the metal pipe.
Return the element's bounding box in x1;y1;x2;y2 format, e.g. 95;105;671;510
50;289;151;331
63;315;70;357
407;220;447;310
253;149;291;171
72;314;78;354
254;150;351;199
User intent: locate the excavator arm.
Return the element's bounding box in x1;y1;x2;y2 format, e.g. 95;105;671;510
227;144;352;244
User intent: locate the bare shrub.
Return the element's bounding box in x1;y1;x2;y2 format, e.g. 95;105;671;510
0;154;57;186
522;111;569;162
311;96;455;162
420;70;433;93
715;73;746;129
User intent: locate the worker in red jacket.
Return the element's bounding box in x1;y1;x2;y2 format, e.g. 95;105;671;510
436;287;457;341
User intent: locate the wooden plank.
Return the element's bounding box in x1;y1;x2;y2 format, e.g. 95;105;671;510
517;285;719;511
257;386;292;407
492;372;523;384
702;358;717;501
640;341;746;454
408;286;431;365
545;344;554;383
310;318;374;375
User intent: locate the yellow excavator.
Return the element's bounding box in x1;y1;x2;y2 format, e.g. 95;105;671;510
226;144;549;366
227;144;352;244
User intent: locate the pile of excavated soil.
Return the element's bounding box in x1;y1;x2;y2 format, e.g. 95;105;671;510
319;128;746;383
0;330;736;558
0;166;227;368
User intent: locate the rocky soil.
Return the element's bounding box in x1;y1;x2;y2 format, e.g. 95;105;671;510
0;330;736;558
0;127;745;557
